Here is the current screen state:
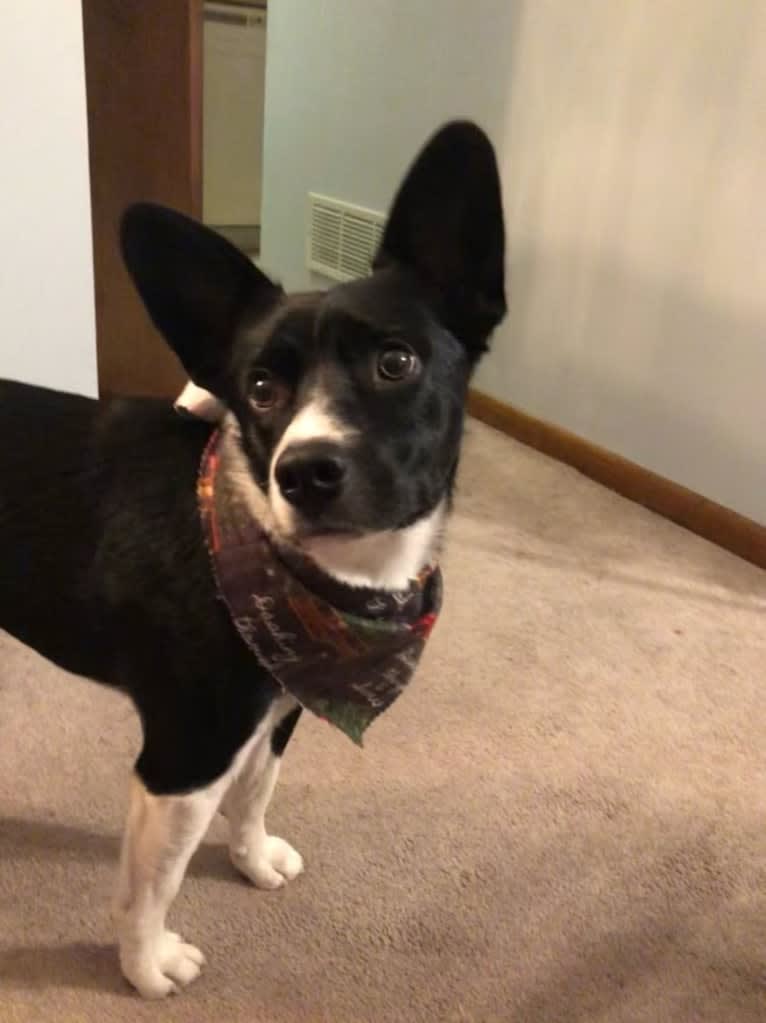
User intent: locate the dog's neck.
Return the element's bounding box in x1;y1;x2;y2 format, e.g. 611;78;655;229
219;415;446;591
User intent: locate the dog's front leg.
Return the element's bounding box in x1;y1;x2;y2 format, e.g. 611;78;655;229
225;705;304;889
114;774;224;999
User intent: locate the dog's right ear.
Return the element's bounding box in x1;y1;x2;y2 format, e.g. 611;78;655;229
120;203;282;394
374;121;506;364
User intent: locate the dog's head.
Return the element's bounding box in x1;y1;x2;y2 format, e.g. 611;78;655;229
121;122;505;584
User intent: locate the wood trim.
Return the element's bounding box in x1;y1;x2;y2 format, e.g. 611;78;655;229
468;389;766;571
188;0;204;220
82;0;202;399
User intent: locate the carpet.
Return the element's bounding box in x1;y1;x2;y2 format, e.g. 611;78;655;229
1;419;764;1022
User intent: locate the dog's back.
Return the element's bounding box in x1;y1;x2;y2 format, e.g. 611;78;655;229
0;380;214;680
0;380;105;668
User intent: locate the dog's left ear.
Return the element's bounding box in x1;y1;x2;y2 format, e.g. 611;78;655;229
120;203;282;394
375;121;506;362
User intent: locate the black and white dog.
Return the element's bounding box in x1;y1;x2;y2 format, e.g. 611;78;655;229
0;122;505;997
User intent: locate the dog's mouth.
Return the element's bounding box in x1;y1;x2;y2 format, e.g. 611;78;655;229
275;501;443;548
283;509;431;545
284;521;366;545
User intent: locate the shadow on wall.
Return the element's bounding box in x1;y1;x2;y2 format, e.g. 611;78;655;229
478;244;766;526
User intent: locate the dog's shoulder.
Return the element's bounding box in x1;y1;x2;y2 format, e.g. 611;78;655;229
0;380;220;678
0;378;212;526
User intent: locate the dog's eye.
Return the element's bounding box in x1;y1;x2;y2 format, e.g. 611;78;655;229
249;369;286;411
377;346;418;382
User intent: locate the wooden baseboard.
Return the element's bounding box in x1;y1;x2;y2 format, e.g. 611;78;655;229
468;389;766;571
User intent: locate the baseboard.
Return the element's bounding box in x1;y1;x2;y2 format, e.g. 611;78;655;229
468;390;766;571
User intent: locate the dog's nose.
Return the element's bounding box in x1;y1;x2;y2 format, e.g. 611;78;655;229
274;443;348;509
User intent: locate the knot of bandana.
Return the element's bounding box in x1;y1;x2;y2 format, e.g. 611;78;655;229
198;430;443;745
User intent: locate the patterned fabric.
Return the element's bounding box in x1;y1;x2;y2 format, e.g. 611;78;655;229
198;430;443;745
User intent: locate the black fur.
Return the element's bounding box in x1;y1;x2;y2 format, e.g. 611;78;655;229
271;707;303;757
0;121;505;795
0;383;281;793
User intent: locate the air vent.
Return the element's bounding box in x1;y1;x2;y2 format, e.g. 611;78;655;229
307;193;385;282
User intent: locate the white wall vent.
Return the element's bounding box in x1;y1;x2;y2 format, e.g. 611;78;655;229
307;193;385;282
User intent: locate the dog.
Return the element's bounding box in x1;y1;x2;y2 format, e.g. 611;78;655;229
0;121;506;997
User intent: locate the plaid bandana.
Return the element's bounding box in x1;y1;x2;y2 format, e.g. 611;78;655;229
198;430;443;745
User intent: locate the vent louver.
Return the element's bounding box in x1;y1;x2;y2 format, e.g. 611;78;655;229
307;193;385;282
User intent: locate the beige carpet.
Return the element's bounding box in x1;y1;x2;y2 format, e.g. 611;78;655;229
1;419;764;1022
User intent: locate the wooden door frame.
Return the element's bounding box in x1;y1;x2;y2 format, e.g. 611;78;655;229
188;0;204;221
82;0;204;398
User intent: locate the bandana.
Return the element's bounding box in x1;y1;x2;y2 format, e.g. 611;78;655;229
197;430;442;745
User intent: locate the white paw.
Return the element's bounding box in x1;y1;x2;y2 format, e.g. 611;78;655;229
120;928;205;999
231;834;304;890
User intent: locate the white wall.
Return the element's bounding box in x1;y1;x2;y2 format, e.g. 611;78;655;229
261;0;766;523
475;0;766;526
261;0;515;290
0;6;97;397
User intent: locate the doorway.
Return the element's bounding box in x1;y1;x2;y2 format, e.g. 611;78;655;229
82;0;268;397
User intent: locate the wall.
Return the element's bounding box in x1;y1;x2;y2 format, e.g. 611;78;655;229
0;6;97;396
261;0;766;523
261;0;515;290
474;0;766;525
